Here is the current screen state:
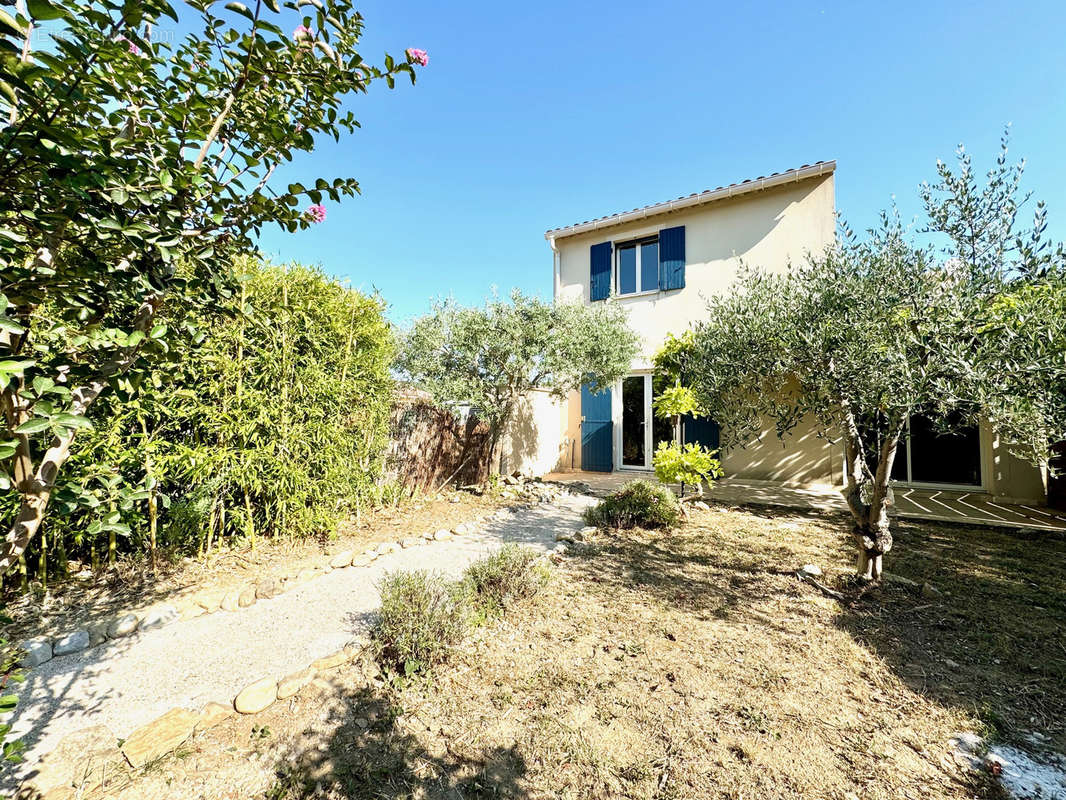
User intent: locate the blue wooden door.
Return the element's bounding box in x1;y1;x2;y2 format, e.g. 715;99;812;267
581;383;613;472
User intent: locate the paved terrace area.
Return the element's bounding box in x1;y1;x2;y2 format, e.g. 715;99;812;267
545;471;1066;532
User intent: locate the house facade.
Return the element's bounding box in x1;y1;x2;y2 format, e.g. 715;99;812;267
533;161;1047;503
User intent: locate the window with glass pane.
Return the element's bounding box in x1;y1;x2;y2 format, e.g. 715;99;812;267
618;245;637;295
641;241;658;292
616;237;659;295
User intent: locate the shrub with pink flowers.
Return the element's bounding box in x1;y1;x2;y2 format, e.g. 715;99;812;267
0;0;426;575
406;48;429;66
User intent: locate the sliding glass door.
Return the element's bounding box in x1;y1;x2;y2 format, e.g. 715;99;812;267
891;413;982;488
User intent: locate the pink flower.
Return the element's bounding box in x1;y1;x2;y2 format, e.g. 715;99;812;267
306;204;327;224
406;48;429;66
116;35;140;55
293;25;312;42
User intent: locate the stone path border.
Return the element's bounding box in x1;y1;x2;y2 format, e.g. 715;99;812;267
17;516;497;670
17;493;591;800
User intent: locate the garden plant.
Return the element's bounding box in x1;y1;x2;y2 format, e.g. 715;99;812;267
687;136;1066;579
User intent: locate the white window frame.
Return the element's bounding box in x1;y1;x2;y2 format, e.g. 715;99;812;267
614;236;659;297
614;372;655;471
888;416;987;491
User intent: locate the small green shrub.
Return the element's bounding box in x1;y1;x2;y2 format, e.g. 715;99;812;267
652;441;723;494
373;570;469;676
464;545;548;615
582;480;681;530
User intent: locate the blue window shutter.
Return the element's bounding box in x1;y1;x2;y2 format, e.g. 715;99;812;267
658;225;686;290
589;242;612;301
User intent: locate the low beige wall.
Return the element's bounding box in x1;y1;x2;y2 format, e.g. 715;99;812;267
720;414;842;486
502;389;570;476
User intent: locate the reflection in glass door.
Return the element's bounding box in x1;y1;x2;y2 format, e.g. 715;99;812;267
890;412;982;487
621;376;645;467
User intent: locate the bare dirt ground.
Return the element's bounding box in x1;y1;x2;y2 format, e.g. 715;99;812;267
5;489;514;643
72;503;1066;799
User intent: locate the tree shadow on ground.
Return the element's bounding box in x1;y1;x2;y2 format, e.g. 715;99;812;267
835;516;1066;749
565;504;1063;779
270;683;530;800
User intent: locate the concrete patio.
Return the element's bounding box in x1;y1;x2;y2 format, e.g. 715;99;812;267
545;471;1066;532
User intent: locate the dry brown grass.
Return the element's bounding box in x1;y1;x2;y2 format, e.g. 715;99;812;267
111;503;1066;800
5;488;511;642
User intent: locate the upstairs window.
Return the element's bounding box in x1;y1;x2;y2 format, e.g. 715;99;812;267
617;237;659;295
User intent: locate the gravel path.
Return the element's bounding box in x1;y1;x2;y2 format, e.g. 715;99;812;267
5;496;594;786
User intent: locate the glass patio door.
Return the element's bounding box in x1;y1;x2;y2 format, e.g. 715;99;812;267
890;412;982;488
621;376;646;467
620;374;675;469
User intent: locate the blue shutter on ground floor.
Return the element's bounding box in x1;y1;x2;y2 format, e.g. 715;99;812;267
590;242;612;301
658;225;686;290
581;382;613;471
682;413;719;451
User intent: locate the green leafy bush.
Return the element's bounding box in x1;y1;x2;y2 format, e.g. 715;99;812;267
464;545;548;615
583;480;681;530
1;259;395;575
652;441;723;494
373;570;469;676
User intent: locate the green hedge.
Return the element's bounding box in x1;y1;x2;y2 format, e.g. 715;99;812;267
2;259;395;579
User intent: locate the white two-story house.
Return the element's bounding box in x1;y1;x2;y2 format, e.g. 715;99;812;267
532;161;1047;504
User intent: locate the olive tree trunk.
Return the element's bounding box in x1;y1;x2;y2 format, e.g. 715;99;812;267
841;410;904;581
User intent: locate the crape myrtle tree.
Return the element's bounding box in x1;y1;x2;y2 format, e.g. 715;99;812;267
0;0;427;571
397;290;640;476
688;136;1066;580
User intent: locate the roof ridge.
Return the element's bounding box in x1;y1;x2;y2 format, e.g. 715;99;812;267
545;160;836;240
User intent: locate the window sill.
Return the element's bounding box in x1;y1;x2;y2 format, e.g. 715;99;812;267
617;289;661;299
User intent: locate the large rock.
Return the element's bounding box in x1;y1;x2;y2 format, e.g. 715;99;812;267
433;529;453;541
375;542;399;555
277;667;316;700
220;588;242;612
351;554;374;568
197;702;234;731
20;638;52;668
329;550;354;569
255;577;282;600
179;603;206;621
234;678;277;714
400;537;422;549
238;585;257;608
194;589;226;613
107;613;139;638
138;605;178;631
311;650;350;672
52;630;90;657
22;724;122;797
121;707;200;768
87;621;110;647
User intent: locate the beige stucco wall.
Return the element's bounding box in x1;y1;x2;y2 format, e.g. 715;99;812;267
555;174;839;484
502;389;570;477
985;427;1047;501
555;174;837;367
548;173;1046;500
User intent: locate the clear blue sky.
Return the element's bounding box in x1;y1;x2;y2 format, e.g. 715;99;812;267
254;0;1066;323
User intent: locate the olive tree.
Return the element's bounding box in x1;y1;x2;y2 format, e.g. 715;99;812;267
0;0;424;571
396;290;640;474
688;137;1065;580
